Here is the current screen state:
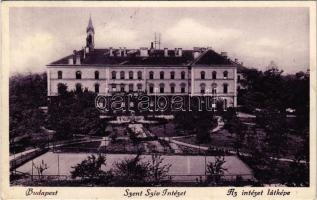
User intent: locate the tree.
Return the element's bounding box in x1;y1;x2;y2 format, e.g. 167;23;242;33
113;154;150;186
70;154;113;185
206;156;227;185
148;153;171;185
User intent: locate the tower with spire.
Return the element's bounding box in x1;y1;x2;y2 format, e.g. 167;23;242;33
86;15;95;51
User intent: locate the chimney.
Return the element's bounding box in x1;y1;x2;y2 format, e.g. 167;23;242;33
76;53;81;65
68;57;74;65
164;48;168;57
82;47;86;59
123;47;127;57
118;47;122;57
234;58;238;63
151;42;154;49
140;47;149;57
193;47;201;59
221;52;228;58
109;47;114;57
178;48;182;57
73;50;77;64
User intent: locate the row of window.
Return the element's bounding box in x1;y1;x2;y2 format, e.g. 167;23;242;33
58;82;229;95
57;70;230;80
200;83;229;94
200;71;228;80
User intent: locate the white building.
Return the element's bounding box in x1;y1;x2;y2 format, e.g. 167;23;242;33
47;17;239;108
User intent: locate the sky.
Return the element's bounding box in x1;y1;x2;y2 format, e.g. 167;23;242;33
9;7;309;74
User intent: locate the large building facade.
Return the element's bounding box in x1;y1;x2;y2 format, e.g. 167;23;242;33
47;17;239;109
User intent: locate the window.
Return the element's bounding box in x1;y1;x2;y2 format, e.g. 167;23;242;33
58;71;62;79
120;71;125;79
223;71;228;79
200;83;206;94
238;75;241;82
57;83;66;94
120;84;125;92
112;71;116;79
201;71;205;80
137;84;142;91
129;71;133;80
95;84;99;93
170;83;175;93
95;71;99;79
160;71;164;79
212;71;217;80
149;71;154;79
112;84;117;92
212;83;217;94
129;84;133;92
223;83;228;94
160;83;165;93
181;71;185;80
137;71;142;80
149;84;154;94
180;83;186;93
75;83;82;92
76;71;82;79
170;71;175;79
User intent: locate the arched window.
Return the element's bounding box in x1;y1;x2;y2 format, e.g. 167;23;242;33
170;83;175;93
149;83;154;94
76;71;82;79
170;71;175;79
95;83;100;93
129;71;133;80
181;71;185;80
95;71;99;79
223;83;228;94
159;83;165;93
160;71;164;79
149;71;154;79
75;83;82;92
120;71;125;79
200;83;206;94
137;84;142;91
201;71;205;79
180;83;186;93
212;83;217;94
58;71;63;79
129;84;133;92
223;71;228;79
137;71;142;80
112;71;116;79
212;71;217;80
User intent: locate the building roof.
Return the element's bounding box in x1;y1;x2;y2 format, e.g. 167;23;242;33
49;48;237;67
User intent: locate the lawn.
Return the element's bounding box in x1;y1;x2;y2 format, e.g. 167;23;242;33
148;122;178;137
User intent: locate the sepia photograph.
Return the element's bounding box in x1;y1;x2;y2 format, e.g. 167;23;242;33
1;2;315;197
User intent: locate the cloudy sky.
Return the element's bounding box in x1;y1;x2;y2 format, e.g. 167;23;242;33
10;7;309;74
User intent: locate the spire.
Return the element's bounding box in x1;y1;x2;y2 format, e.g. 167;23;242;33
86;15;94;33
